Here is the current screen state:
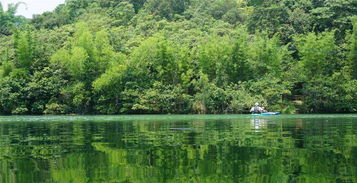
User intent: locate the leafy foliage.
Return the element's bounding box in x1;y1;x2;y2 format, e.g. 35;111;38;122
0;0;356;114
0;2;27;35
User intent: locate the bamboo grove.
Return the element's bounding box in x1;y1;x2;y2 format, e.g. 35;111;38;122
0;0;356;114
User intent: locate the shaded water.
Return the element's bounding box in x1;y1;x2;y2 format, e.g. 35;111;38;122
0;114;357;183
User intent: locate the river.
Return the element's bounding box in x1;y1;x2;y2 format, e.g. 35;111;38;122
0;114;356;183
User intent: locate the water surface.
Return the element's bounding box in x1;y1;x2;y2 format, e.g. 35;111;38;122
0;114;356;183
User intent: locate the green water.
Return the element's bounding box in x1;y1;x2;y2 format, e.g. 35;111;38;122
0;115;357;183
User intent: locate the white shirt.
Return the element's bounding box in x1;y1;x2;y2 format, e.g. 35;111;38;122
250;106;263;112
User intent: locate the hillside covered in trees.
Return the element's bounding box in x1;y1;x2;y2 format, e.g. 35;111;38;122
0;0;356;114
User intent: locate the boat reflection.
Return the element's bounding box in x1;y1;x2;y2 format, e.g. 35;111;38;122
251;118;267;131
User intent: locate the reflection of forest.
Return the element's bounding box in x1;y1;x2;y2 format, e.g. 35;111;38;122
0;117;356;183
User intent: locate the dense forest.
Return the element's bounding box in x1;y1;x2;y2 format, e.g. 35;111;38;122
0;0;356;114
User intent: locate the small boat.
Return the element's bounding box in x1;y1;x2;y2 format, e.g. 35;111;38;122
252;112;281;116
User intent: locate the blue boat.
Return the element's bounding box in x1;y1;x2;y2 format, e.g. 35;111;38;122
252;112;281;116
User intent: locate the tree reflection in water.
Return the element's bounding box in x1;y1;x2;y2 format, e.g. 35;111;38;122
0;115;356;183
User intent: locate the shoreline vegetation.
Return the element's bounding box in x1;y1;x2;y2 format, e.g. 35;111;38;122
0;0;356;115
0;114;356;123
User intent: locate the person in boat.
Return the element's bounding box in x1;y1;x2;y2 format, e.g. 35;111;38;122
250;102;266;114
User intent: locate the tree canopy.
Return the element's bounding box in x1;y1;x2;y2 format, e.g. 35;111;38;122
0;0;356;114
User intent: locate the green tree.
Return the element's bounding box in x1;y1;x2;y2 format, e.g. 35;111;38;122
351;20;357;79
247;1;289;36
13;30;34;69
294;31;340;78
0;2;27;35
229;30;251;82
129;34;181;86
25;67;68;114
52;23;116;82
130;0;146;13
108;1;135;26
93;59;127;114
145;0;190;20
311;0;357;38
197;35;232;86
248;33;288;79
51;23;118;113
0;70;28;114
